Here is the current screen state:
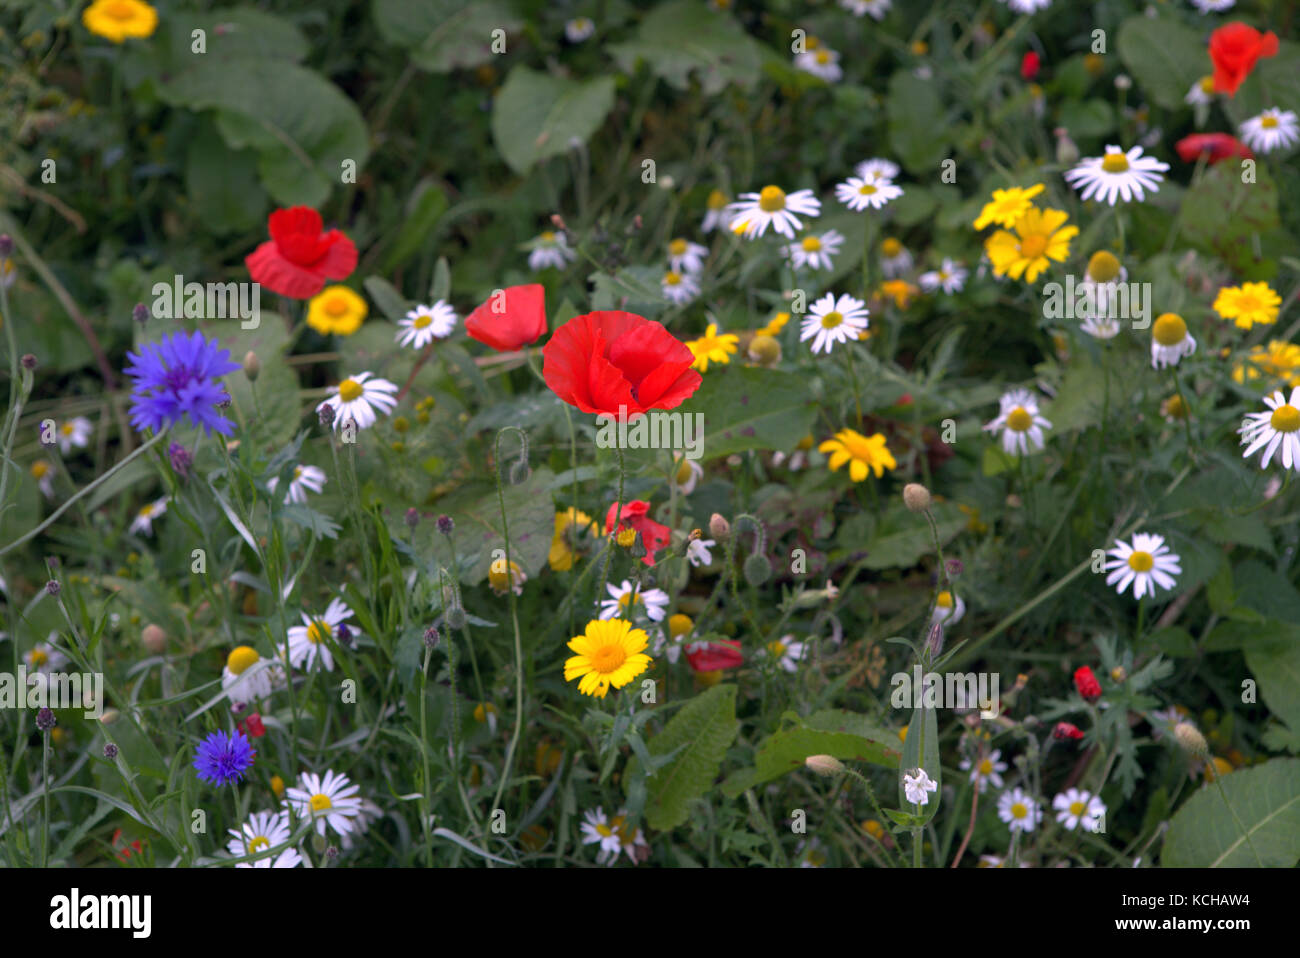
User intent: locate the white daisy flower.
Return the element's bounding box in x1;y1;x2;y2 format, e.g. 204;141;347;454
599;580;670;622
997;0;1052;12
56;417;92;454
686;538;715;567
786;229;844;271
997;787;1041;832
222;645;285;707
30;461;54;500
835;176;903;212
1053;788;1106;832
902;767;938;806
794;46;842;82
800;292;869;355
855;158;901;182
527;230;576;271
983;388;1051;456
397;301;458;348
701;190;730;233
879;238;913;278
1150;312;1197;369
267;464;327;505
228;810;302;868
727;186;821;240
764;635;805;673
1239;108;1299;155
284;598;357;673
580;807;625;858
841;0;892;18
285;769;364;838
667;238;709;274
1190;0;1235;12
1185;75;1216;107
1103;532;1182;599
1240;386;1300;471
24;635;69;674
613;819;649;865
129;496;169;536
661;269;700;304
919;258;967;294
564;16;595;42
931;590;965;626
1064;145;1169;206
671;453;703;494
959;749;1007;793
1080;315;1121;340
338;798;383;852
317;372;399;431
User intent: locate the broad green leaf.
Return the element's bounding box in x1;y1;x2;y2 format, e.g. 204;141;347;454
184;120;267;235
606;0;763;94
861;502;964;571
217;319;302;449
628;685;739;831
887;72;949;174
1244;641;1300;744
1179;165;1279;274
899;698;942;824
491;66;616;176
1116;15;1206;111
372;0;521;73
1162;758;1300;867
677;366;817;461
380;180;449;275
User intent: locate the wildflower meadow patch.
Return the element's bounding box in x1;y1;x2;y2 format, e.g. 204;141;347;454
2;0;1300;901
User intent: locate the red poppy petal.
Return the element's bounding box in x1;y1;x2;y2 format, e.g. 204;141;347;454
317;231;358;281
245;243;327;299
466;284;548;351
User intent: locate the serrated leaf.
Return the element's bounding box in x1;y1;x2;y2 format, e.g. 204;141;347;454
491;66;616;175
1162;759;1300;867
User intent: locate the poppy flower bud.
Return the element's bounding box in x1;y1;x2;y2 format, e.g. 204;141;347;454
141;623;166;654
925;621;945;658
743;553;771;586
805;755;845;776
709;513;730;540
1074;665;1102;703
903;483;932;513
1173;722;1209;758
1052;721;1085;741
243;351;261;382
445;605;467;630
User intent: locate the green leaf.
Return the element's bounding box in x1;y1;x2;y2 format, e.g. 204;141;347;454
380;180;449;275
372;0;521;73
1244;641;1300;744
606;0;762;94
628;685;739;831
184;120;267;235
490;66;616;176
677;366;816;461
363;276;411;322
217;319;302;449
1162;758;1300;867
1116;15;1206;111
887;72;949;174
899;698;942;824
1179;165;1280;274
861;503;964;571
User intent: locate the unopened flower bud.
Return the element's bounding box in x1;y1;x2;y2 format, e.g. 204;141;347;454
0;234;12;258
35;707;56;732
709;513;730;540
21;353;37;371
742;553;770;586
141;623;166;654
925;621;945;658
945;558;964;577
1173;722;1208;758
103;743;119;760
45;579;60;597
437;515;455;536
318;404;336;427
748;334;781;365
424;626;440;650
445;605;467;630
405;507;419;530
132;302;150;325
903;483;932;513
243;351;261;382
805;754;845;776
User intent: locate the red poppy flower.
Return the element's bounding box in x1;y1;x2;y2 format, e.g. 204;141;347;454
465;284;548;352
542;310;702;418
1052;721;1085;742
1074;665;1102;702
1209;22;1279;97
1020;51;1040;81
686;639;743;672
605;499;672;566
1174;133;1254;164
238;712;266;738
112;828;144;862
245;206;357;300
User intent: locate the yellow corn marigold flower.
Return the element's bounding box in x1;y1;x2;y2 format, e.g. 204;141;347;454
756;311;791;337
819;428;897;482
972;184;1045;230
564;618;652;699
879;279;919;309
1233;340;1300;386
685;323;739;372
985;207;1077;283
83;0;158;43
488;557;526;596
548;507;599;572
270;775;285;798
306;285;367;336
1214;281;1281;330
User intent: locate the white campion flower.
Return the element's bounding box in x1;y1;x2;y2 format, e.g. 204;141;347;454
902;767;938;806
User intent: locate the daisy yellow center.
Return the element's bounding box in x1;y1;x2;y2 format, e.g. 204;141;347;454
815;51;830;64
1018;234;1048;259
758;186;787;212
1261;115;1279;129
881;238;902;257
541;231;556;242
590;643;627;674
617;592;643;609
676;459;694;484
248;836;270;853
338;378;364;402
1101;152;1129;174
1006;407;1033;432
978;758;993;775
309;793;332;813
801;236;822;252
31;462;48;478
669;239;688;256
138;504;154;518
293;466;303;479
1199;77;1214;94
324;295;350;318
858;182;878;195
1127;551;1154;572
707;190;728;210
1153;313;1187;346
1270;405;1300;433
596;823;615;837
1011;802;1028;820
664;271;682;286
226;645;260;675
1087;250;1121;282
30;649;48;667
937;591;953;608
767;640;787;658
414;314;432;329
1069;800;1087;817
805;36;820;50
820;311;844;330
61;423;74;435
307;621;332;644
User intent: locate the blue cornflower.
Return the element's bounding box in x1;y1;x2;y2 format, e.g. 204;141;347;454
124;330;241;436
193;729;256;785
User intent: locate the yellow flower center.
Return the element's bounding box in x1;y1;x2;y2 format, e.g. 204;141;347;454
978;758;993;775
767;640;787;657
937;591;953;608
858;182;878;195
1165;395;1188;419
590;643;627;674
226;645;260;675
707;190;728;210
815;51;830;64
61;423;74;435
664;271;682;286
1087;250;1121;282
293;466;304;479
1199;76;1215;94
1261;115;1279;129
1018;234;1048;259
414;314;432;329
248;836;270;853
309;793;332;813
541;231;556;242
1069;801;1087;817
31;462;48;479
1006;407;1033;432
324;294;350;318
669;238;688;256
615;528;637;548
306;621;332;644
1128;551;1154;572
758;185;787;212
881;238;902;257
30;649;48;667
1011;802;1028;820
668;614;693;638
617;591;643;610
1101;152;1130;174
806;36;820;50
1270;404;1300;433
801;236;822;252
820;311;843;330
1153;313;1187;346
338;378;364;402
676;459;694;484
